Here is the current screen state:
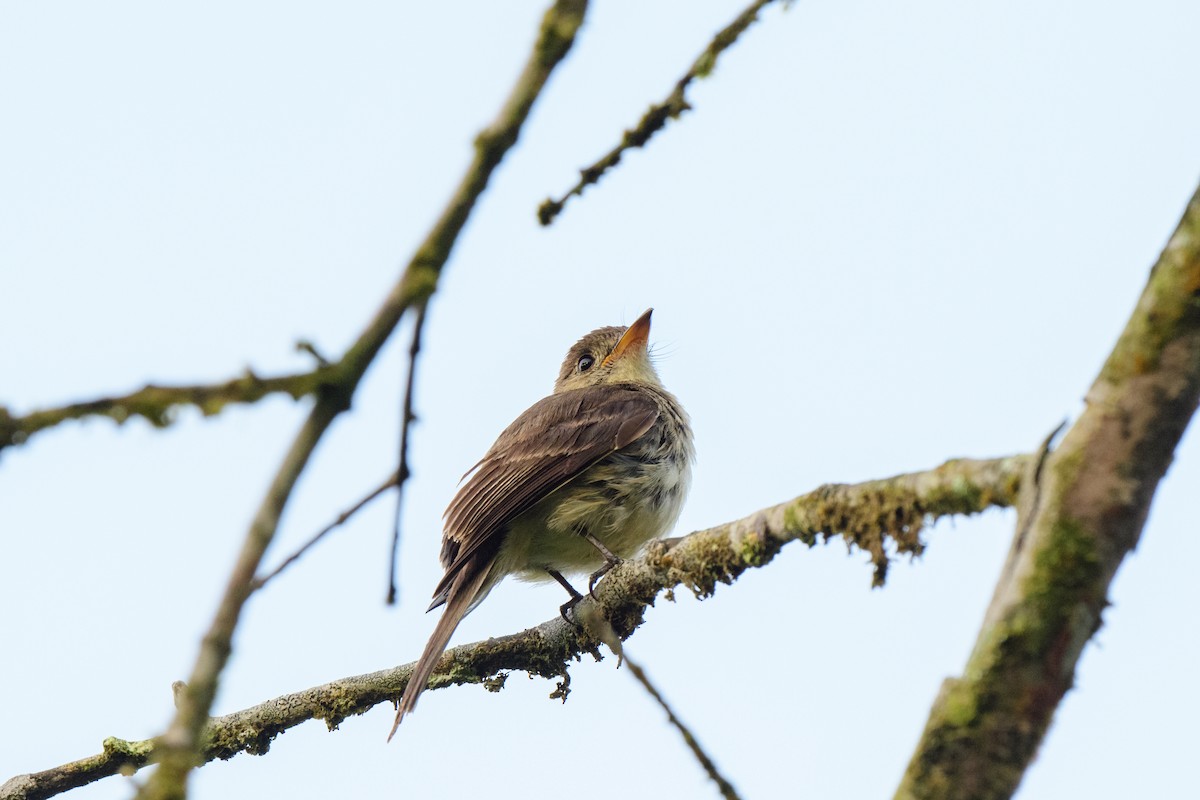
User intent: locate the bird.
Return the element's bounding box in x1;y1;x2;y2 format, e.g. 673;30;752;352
389;308;693;738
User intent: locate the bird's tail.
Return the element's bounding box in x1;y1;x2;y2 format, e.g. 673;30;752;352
388;560;494;740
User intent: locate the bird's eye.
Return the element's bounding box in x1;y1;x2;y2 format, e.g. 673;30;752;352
577;354;595;372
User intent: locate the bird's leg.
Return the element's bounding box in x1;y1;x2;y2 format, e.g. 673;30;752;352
546;568;584;621
580;531;622;597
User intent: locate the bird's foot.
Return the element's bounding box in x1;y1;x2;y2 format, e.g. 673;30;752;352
559;594;582;623
547;568;584;623
587;555;623;598
579;531;623;598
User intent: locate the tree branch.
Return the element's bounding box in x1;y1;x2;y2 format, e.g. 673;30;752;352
131;3;591;799
387;301;429;605
537;0;779;226
2;453;1024;800
0;367;334;453
252;472;400;591
895;184;1200;800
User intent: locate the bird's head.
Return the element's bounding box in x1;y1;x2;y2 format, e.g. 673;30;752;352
554;308;661;393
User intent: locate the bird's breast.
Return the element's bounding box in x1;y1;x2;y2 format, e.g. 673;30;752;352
502;404;693;581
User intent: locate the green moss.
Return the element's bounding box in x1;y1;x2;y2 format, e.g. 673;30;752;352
102;736;153;760
938;681;977;727
317;684;363;730
1010;517;1100;654
737;530;773;567
923;474;985;514
1099;203;1200;385
399;262;439;306
782;503;818;547
898;509;1105;798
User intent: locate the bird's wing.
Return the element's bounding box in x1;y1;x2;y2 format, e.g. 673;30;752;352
430;385;658;605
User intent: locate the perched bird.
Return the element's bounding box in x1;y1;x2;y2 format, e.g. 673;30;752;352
389;308;693;737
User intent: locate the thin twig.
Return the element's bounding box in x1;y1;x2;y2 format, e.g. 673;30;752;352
252;473;400;591
577;604;742;800
0;368;333;453
537;0;779;226
131;4;592;799
294;340;332;367
3;453;1024;800
623;653;742;800
387;301;429;605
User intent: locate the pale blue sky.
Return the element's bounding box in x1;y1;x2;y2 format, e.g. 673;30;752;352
3;2;1199;798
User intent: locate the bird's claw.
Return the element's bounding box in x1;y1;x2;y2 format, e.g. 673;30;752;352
587;555;623;599
559;594;582;624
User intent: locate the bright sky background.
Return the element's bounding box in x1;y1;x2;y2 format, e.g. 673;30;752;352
3;2;1199;799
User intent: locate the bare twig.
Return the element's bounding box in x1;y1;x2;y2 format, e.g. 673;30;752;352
577;604;742;800
3;453;1023;800
896;184;1200;800
0;368;333;452
132;4;592;799
294;340;332;367
622;652;742;800
252;473;400;591
387;301;429;605
537;0;779;226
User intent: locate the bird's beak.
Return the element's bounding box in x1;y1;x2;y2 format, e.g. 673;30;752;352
603;308;653;367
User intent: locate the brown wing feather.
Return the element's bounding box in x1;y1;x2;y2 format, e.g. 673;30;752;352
430;385;658;604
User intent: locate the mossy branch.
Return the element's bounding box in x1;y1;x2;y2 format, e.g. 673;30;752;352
0;367;336;452
896;184;1200;800
132;3;591;800
537;0;779;226
2;453;1024;800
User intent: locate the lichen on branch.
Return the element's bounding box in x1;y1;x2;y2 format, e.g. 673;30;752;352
2;452;1023;800
0;367;334;452
896;183;1200;800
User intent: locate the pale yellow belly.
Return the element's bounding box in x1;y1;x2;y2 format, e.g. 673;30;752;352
493;455;689;583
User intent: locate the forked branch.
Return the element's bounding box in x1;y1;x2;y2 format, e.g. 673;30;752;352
131;3;592;799
896;184;1200;800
